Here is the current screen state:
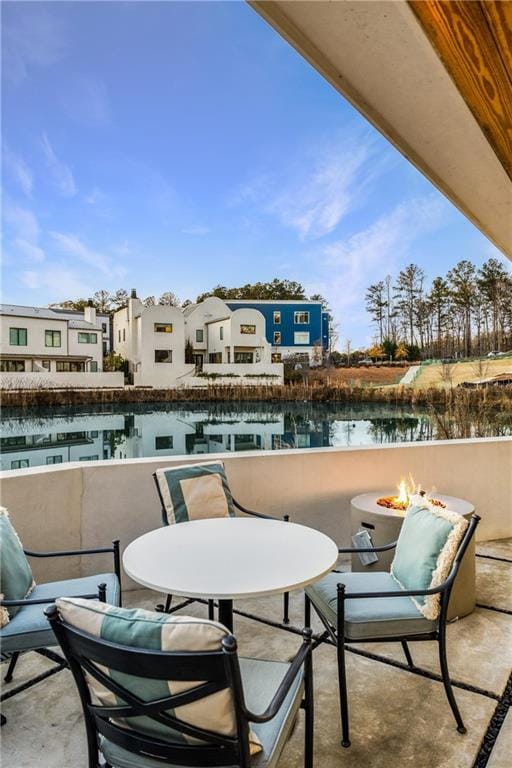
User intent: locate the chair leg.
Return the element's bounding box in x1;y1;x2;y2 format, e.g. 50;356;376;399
337;638;351;748
401;641;414;669
304;646;314;768
4;652;20;683
304;593;311;627
438;635;466;734
283;591;290;624
208;600;215;621
156;594;173;613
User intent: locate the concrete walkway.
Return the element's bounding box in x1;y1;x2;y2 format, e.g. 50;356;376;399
1;539;511;768
399;365;421;385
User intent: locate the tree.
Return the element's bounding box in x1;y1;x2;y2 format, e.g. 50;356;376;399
368;343;385;361
393;264;425;346
103;351;125;372
448;260;476;358
143;296;156;306
49;298;89;310
365;281;386;344
111;289;129;311
428;277;450;358
196;279;307;302
93;290;111;313
395;342;408;361
158;292;180;306
478;258;510;352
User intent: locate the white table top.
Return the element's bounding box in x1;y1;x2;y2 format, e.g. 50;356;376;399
123;518;339;601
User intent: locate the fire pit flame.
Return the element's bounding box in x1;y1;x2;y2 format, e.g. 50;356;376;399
376;476;445;513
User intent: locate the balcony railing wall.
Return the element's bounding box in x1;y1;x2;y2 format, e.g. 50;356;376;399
1;438;510;588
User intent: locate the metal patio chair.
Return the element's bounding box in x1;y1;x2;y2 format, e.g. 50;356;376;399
46;599;314;768
153;460;291;623
305;504;480;748
0;518;121;725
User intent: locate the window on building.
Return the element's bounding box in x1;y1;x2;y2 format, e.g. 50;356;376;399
273;311;281;324
56;361;85;372
154;323;173;333
155;349;172;363
196;329;204;343
79;456;99;462
118;329;121;342
220;326;224;340
123;328;126;341
273;331;281;345
9;327;27;346
240;324;256;335
102;323;107;333
46;456;63;465
1;436;27;448
271;353;282;363
45;330;62;347
90;361;98;372
294;311;310;324
78;332;98;344
0;360;25;372
155;436;173;450
294;332;310;345
208;353;222;363
11;459;29;470
40;360;51;371
234;352;254;364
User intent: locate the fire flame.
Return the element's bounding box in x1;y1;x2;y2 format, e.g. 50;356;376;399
376;475;446;513
396;479;410;506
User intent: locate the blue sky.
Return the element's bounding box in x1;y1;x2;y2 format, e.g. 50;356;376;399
1;1;508;348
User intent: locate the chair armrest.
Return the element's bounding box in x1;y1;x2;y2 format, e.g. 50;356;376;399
232;498;273;520
25;540;121;590
1;584;106;608
338;572;455;601
244;629;312;723
338;540;398;554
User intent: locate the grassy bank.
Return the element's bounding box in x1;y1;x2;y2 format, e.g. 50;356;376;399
2;382;511;410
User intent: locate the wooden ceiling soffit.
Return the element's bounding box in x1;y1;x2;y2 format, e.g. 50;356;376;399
408;0;512;181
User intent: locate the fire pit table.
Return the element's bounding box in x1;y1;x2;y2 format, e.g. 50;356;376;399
350;492;475;620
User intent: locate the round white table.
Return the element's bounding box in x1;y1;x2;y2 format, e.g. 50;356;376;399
123;518;339;630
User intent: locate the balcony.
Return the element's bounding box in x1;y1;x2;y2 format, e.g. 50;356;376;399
1;439;511;767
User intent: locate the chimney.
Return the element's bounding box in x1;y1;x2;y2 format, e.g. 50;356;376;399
131;289;137;299
84;298;97;326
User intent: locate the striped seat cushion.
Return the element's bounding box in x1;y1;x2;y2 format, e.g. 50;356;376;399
155;461;235;525
56;597;261;755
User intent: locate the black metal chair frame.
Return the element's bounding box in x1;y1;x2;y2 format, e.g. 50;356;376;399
0;540;121;725
305;514;480;748
46;604;314;768
153;472;291;624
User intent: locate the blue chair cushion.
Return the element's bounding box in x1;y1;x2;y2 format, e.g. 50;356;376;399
99;657;303;768
0;508;35;623
0;573;119;653
306;571;437;640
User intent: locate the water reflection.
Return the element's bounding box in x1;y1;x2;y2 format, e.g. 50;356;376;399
0;401;504;470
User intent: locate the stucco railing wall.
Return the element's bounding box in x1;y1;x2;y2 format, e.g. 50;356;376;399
1;438;510;588
0;372;125;389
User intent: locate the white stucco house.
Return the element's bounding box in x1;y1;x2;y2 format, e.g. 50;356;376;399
113;292;283;387
0;302;123;388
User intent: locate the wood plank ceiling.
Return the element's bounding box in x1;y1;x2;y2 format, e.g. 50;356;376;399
408;1;512;181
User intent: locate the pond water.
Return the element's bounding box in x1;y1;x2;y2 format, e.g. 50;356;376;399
1;400;509;471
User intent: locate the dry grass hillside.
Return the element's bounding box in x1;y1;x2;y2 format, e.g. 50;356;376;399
307;366;404;386
413;357;512;388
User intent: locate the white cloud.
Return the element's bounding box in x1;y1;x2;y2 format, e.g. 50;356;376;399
84;187;105;205
3;202;40;243
40;133;76;197
182;225;211;236
309;195;447;341
3;146;33;197
2;8;67;86
12;238;45;263
269;144;373;240
21;266;93;297
229;131;385;241
50;232;111;274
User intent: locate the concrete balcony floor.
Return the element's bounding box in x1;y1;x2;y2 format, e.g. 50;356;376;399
2;539;511;768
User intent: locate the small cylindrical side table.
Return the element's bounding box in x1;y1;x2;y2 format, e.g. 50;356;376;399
350;493;475;621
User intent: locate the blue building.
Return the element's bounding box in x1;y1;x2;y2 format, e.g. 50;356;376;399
226;300;329;364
